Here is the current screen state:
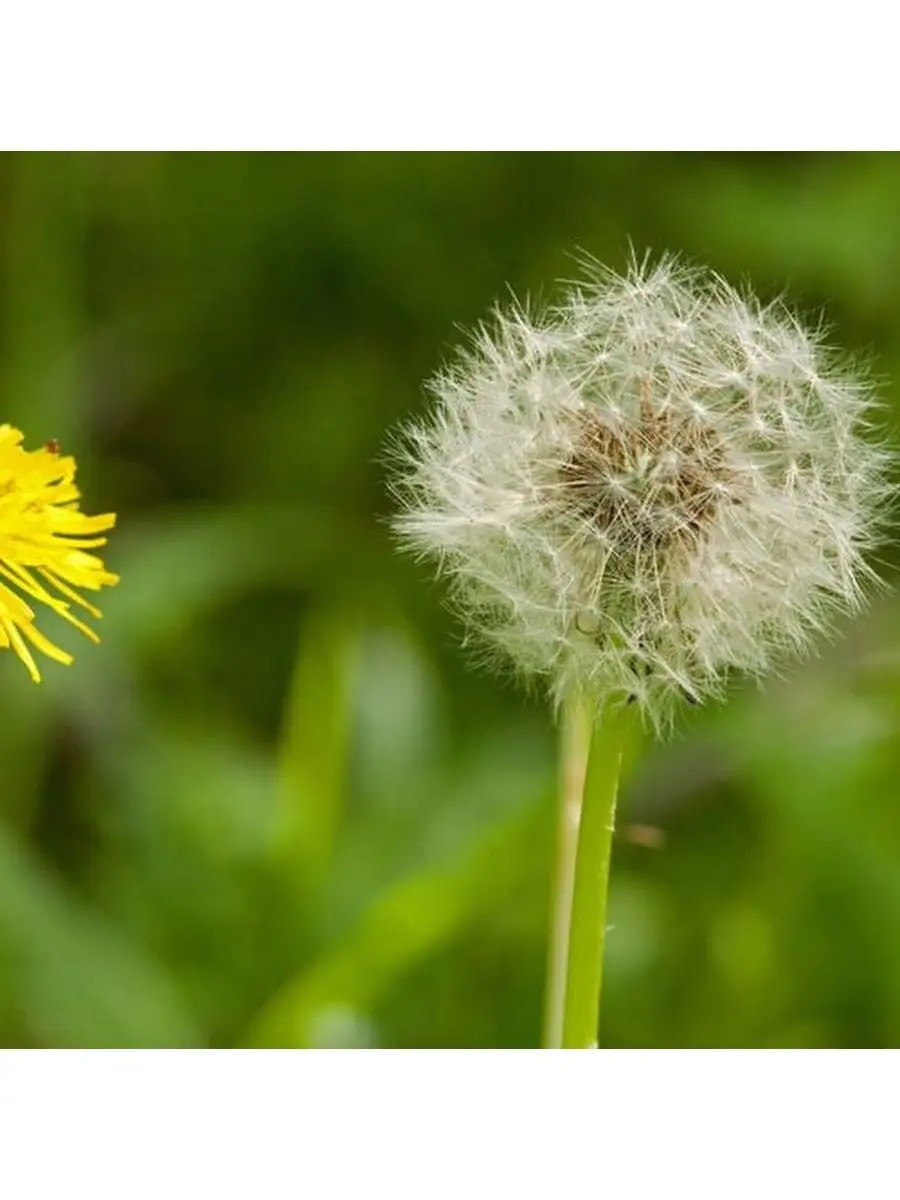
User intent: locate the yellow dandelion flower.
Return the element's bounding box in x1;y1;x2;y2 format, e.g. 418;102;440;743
0;423;118;681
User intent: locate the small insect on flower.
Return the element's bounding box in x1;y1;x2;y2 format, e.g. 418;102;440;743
0;424;118;681
391;255;891;730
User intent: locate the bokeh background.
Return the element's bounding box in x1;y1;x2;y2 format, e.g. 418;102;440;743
1;152;899;1048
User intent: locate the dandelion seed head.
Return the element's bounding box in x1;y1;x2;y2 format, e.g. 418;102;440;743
391;256;891;729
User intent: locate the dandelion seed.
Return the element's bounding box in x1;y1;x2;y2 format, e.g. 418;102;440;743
391;255;890;731
0;424;118;681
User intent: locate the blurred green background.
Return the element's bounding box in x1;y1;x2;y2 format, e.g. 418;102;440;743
1;152;898;1048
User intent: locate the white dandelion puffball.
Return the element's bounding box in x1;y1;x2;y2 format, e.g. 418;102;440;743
392;256;890;727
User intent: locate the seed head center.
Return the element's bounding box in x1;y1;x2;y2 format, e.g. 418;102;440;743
559;406;732;550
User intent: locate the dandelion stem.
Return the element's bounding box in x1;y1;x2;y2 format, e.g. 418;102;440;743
544;694;632;1049
542;692;592;1048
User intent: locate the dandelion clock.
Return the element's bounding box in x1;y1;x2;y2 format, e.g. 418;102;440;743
390;255;890;1048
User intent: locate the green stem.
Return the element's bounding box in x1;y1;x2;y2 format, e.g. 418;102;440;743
545;694;633;1049
542;693;593;1049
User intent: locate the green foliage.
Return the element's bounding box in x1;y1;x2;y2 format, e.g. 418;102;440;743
0;152;898;1046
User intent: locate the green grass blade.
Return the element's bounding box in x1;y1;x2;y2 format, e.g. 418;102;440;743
273;605;362;899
